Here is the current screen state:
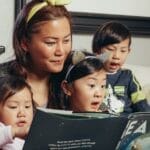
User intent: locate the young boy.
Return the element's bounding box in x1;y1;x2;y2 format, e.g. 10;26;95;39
0;75;35;149
92;21;150;114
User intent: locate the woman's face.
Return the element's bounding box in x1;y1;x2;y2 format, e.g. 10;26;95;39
23;17;72;75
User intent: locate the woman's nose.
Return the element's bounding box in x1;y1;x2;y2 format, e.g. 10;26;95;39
55;42;64;55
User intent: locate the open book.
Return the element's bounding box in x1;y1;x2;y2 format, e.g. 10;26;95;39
23;108;150;150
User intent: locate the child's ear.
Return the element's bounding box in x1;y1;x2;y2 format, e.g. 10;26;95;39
61;80;72;96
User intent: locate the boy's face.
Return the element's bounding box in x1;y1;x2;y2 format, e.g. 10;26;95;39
68;69;106;112
0;87;33;133
101;38;130;73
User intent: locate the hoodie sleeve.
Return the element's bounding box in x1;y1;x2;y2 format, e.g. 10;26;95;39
0;122;13;147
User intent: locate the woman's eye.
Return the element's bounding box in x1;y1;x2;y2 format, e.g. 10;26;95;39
63;39;70;44
45;41;56;46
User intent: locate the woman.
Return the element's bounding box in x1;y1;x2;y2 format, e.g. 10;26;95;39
2;0;72;108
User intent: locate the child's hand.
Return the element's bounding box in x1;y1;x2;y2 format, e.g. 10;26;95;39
11;125;30;139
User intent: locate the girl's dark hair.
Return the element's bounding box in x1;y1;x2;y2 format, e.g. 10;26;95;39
52;50;105;109
64;50;104;83
13;0;72;73
92;21;131;54
0;75;35;108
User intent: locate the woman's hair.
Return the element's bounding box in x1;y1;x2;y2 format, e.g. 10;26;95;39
13;0;72;71
54;50;105;109
92;21;131;54
0;75;35;108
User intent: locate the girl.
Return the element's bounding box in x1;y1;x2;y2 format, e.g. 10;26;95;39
60;50;107;112
0;75;35;150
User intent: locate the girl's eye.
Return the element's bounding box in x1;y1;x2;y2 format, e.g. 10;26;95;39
8;106;17;109
101;84;106;89
89;84;96;88
25;105;31;109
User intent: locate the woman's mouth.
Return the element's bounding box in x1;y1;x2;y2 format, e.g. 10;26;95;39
50;60;64;65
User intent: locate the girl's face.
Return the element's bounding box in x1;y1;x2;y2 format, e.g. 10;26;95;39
23;17;72;75
68;69;106;112
101;38;130;73
0;87;33;133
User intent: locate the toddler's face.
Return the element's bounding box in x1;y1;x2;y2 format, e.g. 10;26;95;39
0;87;33;133
101;38;130;73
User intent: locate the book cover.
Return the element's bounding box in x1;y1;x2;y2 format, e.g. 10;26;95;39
23;108;127;150
116;112;150;150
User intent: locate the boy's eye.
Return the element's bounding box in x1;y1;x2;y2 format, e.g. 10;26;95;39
106;48;114;51
121;49;128;53
104;46;114;51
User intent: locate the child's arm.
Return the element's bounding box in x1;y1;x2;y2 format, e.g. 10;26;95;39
0;122;13;147
0;122;29;148
132;99;150;112
11;124;29;139
129;72;150;112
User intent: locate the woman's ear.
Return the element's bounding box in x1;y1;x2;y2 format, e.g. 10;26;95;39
61;80;72;96
20;38;28;52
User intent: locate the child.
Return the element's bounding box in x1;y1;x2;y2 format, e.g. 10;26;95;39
0;75;35;150
92;21;150;114
60;50;107;112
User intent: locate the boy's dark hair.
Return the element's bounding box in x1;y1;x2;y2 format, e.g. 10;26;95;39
92;21;131;54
